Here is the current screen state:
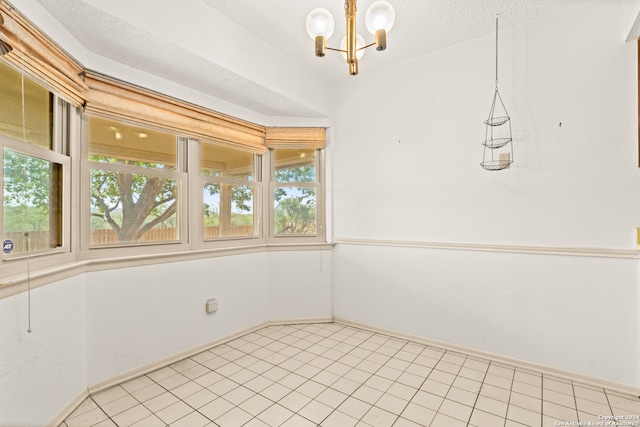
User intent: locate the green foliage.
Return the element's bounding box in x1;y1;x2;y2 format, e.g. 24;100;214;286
274;189;316;235
90;156;177;242
273;165;317;235
3;149;52;232
275;165;315;183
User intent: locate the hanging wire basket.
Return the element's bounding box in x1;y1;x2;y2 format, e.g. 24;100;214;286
480;15;514;171
482;137;512;149
479;159;512;171
484;116;509;127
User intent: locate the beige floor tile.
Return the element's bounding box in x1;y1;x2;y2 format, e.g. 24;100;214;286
65;408;109;427
130;414;166;427
445;386;478;407
542;400;578;422
212;406;253;427
320;410;359;427
543;377;573;395
239;393;273;416
278;390;312;413
512;380;542;398
575;397;612;416
337;396;373;419
92;386;129;407
280;413;317;427
222;385;256;405
316;387;348;409
143;392;180;413
120;376;155;394
400;402;436;426
573;385;609;404
171;380;205;400
479;383;511;402
452;376;481;394
298;400;333;424
361;406;398;427
410;390;443;412
155;401;193;424
375;393;408;415
438;399;472;423
430;412;467;427
507;404;542;426
257;403;295;426
393;417;425;427
183;388;217;409
66;398;98;419
509;391;542;413
353;385;385;405
419;379;450;397
111;404;152;426
199;397;234;421
469;409;505;427
474;395;508;417
131;383;165;403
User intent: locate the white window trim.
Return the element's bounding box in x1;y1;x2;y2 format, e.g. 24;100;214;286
268;148;326;244
189;138;266;251
79;115;189;255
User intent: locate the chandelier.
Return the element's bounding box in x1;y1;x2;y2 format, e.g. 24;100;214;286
306;0;395;75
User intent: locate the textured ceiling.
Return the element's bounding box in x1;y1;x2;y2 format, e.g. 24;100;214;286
30;0;586;119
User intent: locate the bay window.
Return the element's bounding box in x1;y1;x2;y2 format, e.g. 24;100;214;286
85;116;185;246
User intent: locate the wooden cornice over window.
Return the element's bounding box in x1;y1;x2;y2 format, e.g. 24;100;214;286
83;72;267;153
265;127;326;149
0;2;87;106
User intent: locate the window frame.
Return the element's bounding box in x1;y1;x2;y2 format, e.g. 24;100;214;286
80;115;189;254
189;138;266;250
268;147;326;244
0;92;73;281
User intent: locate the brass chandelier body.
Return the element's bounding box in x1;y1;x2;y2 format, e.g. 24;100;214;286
307;0;394;76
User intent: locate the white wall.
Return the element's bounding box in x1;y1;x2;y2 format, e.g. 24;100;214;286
85;250;332;386
0;275;87;427
0;249;332;425
332;0;640;387
267;250;332;322
85;254;270;385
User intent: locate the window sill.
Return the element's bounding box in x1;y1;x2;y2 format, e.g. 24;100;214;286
0;241;335;299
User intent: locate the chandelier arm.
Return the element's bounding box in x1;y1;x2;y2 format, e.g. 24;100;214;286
325;47;348;53
357;42;377;51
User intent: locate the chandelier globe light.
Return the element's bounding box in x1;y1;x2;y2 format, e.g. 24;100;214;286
306;0;395;76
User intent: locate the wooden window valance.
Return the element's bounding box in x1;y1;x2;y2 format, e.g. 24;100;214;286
0;3;87;107
1;3;326;154
265;127;326;149
83;72;267;153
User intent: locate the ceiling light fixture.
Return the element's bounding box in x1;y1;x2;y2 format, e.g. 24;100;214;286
306;0;395;76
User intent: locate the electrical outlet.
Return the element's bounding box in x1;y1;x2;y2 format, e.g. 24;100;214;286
206;298;218;314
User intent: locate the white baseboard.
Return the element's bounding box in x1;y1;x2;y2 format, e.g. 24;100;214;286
49;388;89;427
269;316;333;326
335;317;640;397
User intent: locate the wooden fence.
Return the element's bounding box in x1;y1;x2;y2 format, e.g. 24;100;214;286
90;225;254;245
3;230;53;253
4;225;256;250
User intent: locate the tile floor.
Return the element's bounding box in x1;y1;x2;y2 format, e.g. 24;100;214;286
61;323;640;427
